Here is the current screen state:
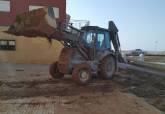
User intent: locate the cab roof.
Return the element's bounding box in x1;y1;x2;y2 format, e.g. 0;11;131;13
81;26;109;32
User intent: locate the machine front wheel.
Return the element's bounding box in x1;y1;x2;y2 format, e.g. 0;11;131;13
72;64;92;85
49;62;64;79
100;56;116;79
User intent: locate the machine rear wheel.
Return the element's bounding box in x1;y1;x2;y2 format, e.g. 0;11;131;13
100;56;116;79
72;64;91;85
49;62;64;79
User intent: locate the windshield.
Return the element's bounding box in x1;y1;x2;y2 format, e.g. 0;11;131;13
82;31;96;48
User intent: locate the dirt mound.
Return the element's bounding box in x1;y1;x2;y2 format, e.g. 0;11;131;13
7;7;61;39
5;7;72;42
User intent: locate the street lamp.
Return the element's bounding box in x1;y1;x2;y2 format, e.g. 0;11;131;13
155;40;158;52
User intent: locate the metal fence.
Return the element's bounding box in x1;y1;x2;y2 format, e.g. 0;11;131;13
69;19;90;29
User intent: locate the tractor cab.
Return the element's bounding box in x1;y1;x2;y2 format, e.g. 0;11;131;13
80;26;112;60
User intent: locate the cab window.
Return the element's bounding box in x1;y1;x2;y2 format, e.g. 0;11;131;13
82;31;95;47
97;33;105;48
96;32;111;51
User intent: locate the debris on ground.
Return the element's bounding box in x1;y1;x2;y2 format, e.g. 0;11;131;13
0;63;164;114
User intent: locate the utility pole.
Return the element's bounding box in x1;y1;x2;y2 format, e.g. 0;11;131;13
155;40;158;52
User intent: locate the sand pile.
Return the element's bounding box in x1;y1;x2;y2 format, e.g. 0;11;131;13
7;7;62;39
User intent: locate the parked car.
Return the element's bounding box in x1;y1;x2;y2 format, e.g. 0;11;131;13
132;49;144;56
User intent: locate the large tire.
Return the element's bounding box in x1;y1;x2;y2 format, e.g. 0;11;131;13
72;64;91;85
100;56;116;79
49;62;64;79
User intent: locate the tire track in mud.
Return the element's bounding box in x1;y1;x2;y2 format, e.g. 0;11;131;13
0;78;115;100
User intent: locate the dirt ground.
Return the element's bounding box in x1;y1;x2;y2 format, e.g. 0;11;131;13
128;55;165;63
114;70;165;112
0;63;164;114
144;56;165;63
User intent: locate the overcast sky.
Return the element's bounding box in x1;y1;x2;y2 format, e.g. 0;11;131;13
67;0;165;51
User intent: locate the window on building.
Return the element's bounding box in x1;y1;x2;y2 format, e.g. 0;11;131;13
52;7;59;18
29;5;59;18
0;40;16;51
0;0;10;12
29;5;44;11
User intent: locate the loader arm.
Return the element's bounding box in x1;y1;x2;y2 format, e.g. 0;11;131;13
52;25;90;60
